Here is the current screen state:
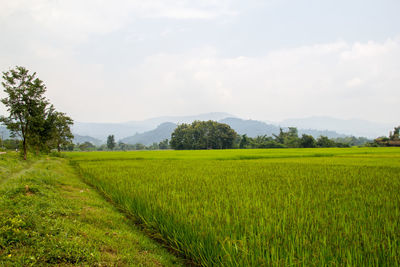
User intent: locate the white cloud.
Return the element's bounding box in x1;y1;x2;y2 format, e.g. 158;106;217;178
0;0;236;36
1;36;399;124
114;38;400;123
0;0;399;125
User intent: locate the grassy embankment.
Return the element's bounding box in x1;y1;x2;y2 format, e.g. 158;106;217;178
70;147;400;266
0;152;184;266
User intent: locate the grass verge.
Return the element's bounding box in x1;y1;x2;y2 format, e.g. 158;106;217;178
0;154;184;266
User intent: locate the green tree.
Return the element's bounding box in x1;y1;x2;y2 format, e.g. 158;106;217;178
79;141;95;151
0;66;49;159
107;135;116;150
300;134;316;148
316;136;336;147
170;120;237;150
273;127;300;148
159;139;169;149
134;143;145;150
118;142;127;151
390;126;400;140
273;128;286;144
250;135;285;148
239;134;249;148
50;111;74;152
170;124;190;150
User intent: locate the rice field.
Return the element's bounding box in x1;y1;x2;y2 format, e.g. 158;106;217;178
68;148;400;266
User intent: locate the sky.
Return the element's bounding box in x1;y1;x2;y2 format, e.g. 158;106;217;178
0;0;399;124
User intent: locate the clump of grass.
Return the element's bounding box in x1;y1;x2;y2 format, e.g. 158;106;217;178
71;148;400;266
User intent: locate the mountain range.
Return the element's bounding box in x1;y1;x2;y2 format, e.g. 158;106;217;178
72;112;234;141
71;112;394;145
115;117;350;146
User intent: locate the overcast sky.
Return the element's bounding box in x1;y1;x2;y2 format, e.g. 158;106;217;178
1;0;399;124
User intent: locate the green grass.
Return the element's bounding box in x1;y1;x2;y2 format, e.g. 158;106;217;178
0;152;32;184
0;154;184;266
69;148;400;266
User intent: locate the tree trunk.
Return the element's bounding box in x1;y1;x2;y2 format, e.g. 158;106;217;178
23;137;27;160
57;143;61;153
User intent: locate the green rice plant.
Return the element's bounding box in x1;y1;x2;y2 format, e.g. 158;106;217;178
69;148;400;266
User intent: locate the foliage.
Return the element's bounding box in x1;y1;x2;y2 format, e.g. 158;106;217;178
374;126;400;147
332;136;369;146
170;120;237;150
273;127;300;148
390;126;400;141
106;135;116;150
50;111;74;152
69;148;400;266
0;66;49;159
316;135;336;147
0;66;74;158
299;134;316;148
79;141;96;151
1;139;20;150
236;128;350;149
159;139;169;149
239;134;249;148
247;135;285;148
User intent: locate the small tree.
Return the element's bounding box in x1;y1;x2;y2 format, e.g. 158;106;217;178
79;141;95;151
107;135;116;150
159;139;169;149
0;66;49;160
300;134;316;148
316;136;335;147
51;111;74;152
390;126;400;140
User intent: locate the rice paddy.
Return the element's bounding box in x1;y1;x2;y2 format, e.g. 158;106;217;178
69;148;400;266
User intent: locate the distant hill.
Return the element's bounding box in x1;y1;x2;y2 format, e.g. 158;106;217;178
278;116;392;138
73;134;103;146
220;118;280;137
221;118;345;139
72;112;234;141
71;112;392;143
119;117;347;145
120;122;177;145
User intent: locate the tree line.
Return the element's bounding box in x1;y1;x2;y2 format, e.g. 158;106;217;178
238;127;371;149
168;121;374;150
74;121;377;151
0;66;73;159
74;137;171;151
373;126;400;147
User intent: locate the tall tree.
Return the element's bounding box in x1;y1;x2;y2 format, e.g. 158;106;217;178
239;134;249;149
107;135;116;150
0;66;49;159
